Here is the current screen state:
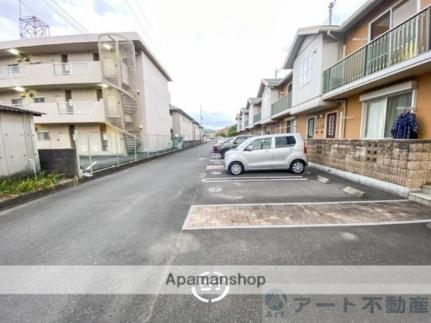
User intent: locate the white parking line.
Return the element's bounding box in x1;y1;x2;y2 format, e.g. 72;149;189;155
206;165;224;170
190;199;408;207
202;177;308;183
183;219;431;231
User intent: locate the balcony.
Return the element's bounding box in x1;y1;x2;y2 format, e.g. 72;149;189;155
0;62;102;89
271;93;292;117
323;7;431;97
253;112;261;124
29;101;106;124
244;119;249;127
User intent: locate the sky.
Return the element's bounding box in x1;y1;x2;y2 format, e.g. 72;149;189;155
0;0;367;129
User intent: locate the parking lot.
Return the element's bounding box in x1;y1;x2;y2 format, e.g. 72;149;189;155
184;149;431;230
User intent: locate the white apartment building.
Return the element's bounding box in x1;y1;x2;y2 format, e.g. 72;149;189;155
170;105;203;142
0;32;172;155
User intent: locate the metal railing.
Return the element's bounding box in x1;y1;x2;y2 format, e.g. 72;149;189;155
53;62;89;75
0;66;23;79
253;112;261;124
323;7;431;93
57;102;96;115
271;93;292;117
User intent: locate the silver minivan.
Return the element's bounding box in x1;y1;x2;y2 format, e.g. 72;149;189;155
224;133;308;175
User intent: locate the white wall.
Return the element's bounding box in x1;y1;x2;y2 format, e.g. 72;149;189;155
292;34;323;107
136;52;171;151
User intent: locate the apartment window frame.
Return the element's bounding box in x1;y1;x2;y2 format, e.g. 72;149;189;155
367;0;419;41
37;131;50;141
306;116;316;139
33;97;46;103
298;55;312;88
360;88;416;139
11;98;23;108
8;64;20;74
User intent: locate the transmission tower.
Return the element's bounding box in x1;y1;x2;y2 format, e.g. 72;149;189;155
18;0;50;39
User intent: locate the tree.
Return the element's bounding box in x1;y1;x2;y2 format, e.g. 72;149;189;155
227;125;238;137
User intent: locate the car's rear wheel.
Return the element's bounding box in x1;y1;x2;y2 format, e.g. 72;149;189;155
290;160;305;174
229;162;244;176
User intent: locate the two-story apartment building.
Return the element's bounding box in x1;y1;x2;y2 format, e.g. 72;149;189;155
0;32;172;155
322;0;431;140
282;26;342;140
235;0;431;195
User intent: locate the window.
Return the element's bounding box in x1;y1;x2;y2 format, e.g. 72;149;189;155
326;112;337;139
275;136;296;148
363;91;413;139
369;0;417;40
370;12;390;40
93;53;100;61
249;138;272;150
33;97;45;103
234;136;248;145
8;64;19;74
307;117;315;139
299;55;312;87
11;98;23;108
37;132;50;141
286;118;296;133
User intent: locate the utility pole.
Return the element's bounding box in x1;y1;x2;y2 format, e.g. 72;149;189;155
328;0;337;25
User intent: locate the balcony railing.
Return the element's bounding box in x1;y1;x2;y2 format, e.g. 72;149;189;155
0;62;102;88
253;112;261;124
323;7;431;94
53;62;90;75
0;66;23;79
271;93;292;117
244;120;249;127
28;101;105;124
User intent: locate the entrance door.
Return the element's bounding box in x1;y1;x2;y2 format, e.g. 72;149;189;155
326;112;337;139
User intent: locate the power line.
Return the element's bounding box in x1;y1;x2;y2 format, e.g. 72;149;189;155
48;0;89;32
40;0;88;33
131;0;154;31
123;0;161;55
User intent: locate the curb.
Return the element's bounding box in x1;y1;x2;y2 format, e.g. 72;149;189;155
0;180;78;212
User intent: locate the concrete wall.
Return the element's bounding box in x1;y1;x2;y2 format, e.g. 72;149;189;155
39;149;77;177
307;139;431;188
171;111;195;141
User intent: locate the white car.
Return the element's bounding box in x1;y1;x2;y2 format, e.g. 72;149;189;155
224;133;308;175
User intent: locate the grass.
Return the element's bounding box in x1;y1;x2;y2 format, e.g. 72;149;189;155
0;172;63;199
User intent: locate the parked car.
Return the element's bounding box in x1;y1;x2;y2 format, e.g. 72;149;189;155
219;135;251;158
213;138;231;153
224;133;308;175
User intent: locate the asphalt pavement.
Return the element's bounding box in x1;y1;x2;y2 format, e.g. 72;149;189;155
0;143;430;322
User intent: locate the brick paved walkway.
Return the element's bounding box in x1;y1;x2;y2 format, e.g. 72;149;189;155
183;201;431;229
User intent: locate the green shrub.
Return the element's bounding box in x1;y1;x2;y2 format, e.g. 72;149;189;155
0;172;62;198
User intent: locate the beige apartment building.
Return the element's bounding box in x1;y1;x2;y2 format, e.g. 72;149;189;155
0;32;172;155
169;105;203;143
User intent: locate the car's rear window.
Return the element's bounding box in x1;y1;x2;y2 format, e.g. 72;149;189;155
275;136;296;148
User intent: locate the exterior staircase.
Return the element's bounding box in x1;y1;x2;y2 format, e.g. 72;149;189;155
409;185;431;206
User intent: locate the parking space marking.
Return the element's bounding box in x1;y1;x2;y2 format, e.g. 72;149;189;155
202;177;308;183
182;200;430;230
206;165;224;170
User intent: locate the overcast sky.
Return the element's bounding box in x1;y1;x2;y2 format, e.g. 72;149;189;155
0;0;367;129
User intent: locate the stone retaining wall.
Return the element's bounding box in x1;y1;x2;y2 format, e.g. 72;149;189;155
307;139;431;188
